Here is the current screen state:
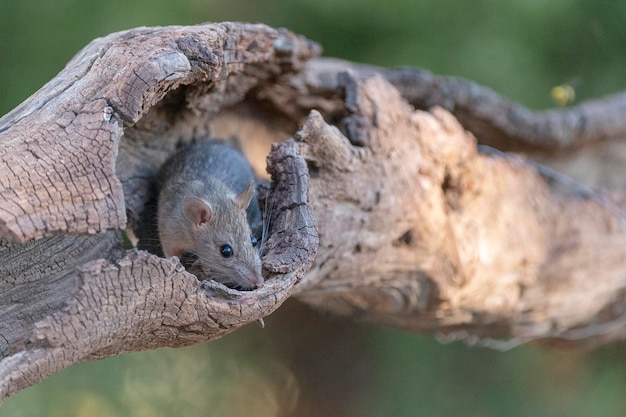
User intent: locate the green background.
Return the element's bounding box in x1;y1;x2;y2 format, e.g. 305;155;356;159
1;0;625;416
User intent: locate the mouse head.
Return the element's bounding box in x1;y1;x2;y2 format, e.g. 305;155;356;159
183;182;263;290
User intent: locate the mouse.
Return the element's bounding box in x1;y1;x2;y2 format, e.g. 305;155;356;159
156;140;263;291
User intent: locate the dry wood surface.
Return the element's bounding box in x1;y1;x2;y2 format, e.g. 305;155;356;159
1;22;624;402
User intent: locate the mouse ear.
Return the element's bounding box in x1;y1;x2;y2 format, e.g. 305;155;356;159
183;196;213;226
234;181;255;210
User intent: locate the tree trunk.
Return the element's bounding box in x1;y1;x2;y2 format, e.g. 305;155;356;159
1;22;624;402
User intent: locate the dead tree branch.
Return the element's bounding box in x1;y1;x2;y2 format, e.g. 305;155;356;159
283;58;626;151
1;23;625;402
0;22;318;402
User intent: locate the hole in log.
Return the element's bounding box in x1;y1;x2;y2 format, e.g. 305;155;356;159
307;161;320;178
116;86;320;290
122;96;299;256
393;229;414;247
442;171;462;211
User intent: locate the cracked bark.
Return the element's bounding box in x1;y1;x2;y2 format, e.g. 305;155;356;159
1;22;625;402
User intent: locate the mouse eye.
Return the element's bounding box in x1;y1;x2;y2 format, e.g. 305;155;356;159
251;236;258;247
220;244;234;258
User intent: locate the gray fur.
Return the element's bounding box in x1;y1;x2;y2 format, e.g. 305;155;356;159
156;140;263;290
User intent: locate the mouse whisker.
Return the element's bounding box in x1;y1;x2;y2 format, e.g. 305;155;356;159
259;195;273;255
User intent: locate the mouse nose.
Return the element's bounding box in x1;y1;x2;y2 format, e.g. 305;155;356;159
252;272;264;289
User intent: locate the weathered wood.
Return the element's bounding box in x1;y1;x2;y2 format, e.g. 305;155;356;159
287;74;626;349
0;22;319;402
1;22;625;403
278;58;626;151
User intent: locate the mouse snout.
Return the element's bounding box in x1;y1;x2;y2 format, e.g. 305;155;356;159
251;271;264;289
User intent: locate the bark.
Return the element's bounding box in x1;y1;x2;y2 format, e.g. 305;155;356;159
1;22;625;402
286;76;626;348
0;22;319;402
280;58;626;151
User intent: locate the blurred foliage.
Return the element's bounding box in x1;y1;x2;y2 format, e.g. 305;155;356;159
0;331;299;417
2;0;626;114
2;299;626;417
1;0;626;416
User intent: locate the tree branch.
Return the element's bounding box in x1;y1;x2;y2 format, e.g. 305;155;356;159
273;58;626;151
285;74;626;349
0;22;319;402
1;23;624;403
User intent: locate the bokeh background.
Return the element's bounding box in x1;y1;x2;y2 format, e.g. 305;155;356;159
1;1;625;416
